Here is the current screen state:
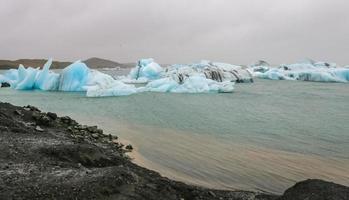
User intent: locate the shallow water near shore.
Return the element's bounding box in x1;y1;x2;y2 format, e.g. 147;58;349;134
0;78;348;194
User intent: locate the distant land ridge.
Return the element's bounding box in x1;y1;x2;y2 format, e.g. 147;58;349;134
0;57;135;69
0;59;72;70
83;57;127;68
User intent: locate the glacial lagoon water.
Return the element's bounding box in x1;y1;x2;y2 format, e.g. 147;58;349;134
0;76;348;194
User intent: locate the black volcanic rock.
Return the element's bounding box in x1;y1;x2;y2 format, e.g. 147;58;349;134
1;82;10;87
278;179;349;200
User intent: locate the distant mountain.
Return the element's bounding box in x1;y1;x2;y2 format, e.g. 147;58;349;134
83;57;134;69
0;59;71;70
0;57;136;70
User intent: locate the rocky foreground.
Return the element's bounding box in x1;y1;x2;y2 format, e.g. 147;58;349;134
0;102;348;200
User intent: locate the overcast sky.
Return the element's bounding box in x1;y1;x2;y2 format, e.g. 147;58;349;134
1;0;348;65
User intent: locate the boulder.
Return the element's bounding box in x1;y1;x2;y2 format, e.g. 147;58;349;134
278;179;349;200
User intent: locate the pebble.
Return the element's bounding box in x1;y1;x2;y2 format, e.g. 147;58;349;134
125;144;133;151
35;126;44;132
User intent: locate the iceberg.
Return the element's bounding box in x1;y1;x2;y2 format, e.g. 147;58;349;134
164;60;253;83
34;59;60;91
84;70;138;97
124;59;253;84
2;57;348;97
142;75;234;93
0;59;140;97
15;66;39;90
250;59;349;83
1;58;266;97
0;60;60;90
249;60;270;73
128;58;163;82
0;69;18;85
59;61;90;91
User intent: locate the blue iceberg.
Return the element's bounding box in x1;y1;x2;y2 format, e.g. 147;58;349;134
128;58;163;82
59;61;89;91
34;59;60;91
0;59;138;97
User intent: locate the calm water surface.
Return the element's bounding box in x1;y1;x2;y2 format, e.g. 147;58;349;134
0;75;348;194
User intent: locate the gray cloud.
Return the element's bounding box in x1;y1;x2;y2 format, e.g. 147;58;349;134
0;0;348;65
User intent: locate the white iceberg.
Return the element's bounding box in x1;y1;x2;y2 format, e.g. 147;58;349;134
164;60;253;83
84;70;138;97
142;75;234;93
124;59;252;84
251;59;349;83
249;60;270;73
127;58;163;82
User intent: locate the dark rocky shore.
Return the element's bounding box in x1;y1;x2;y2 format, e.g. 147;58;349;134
0;102;348;200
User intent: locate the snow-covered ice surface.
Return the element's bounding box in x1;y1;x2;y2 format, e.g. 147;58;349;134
250;59;349;83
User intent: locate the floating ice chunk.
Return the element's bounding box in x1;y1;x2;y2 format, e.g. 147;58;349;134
85;70;137;97
252;59;349;83
143;75;234;94
0;59;59;90
83;70;115;90
15;65;39;90
285;71;343;82
126;59;253;84
128;58;163;81
332;69;349;82
59;61;89;91
34;59;52;89
1;69;18;85
249;60;270;73
254;69;291;80
144;77;179;92
86;81;138;97
165;61;253;83
34;59;60;90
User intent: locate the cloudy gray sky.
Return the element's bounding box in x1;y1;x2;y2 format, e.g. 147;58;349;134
1;0;348;65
